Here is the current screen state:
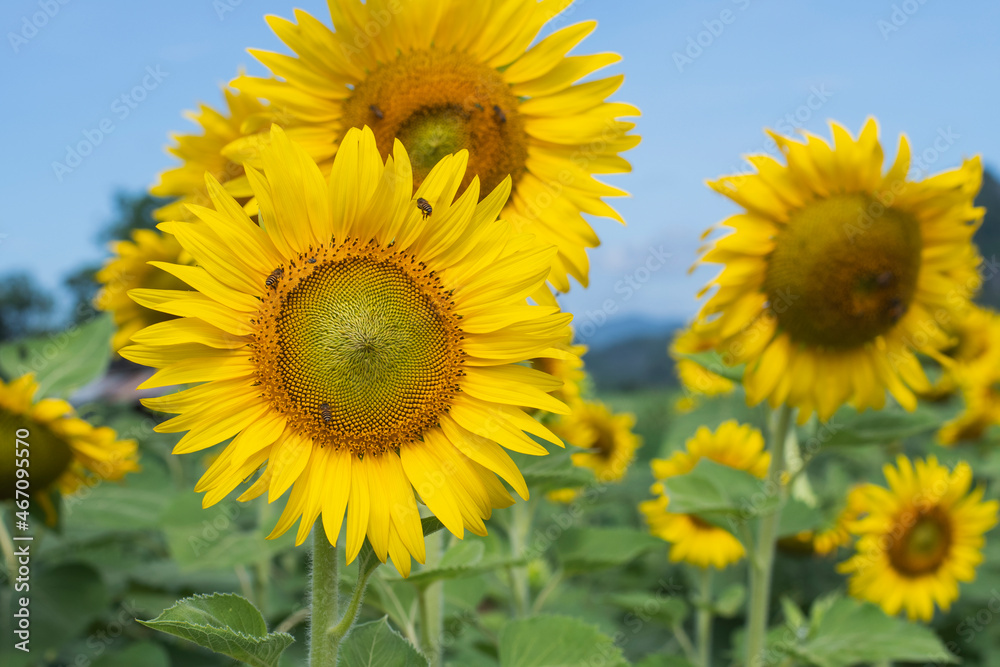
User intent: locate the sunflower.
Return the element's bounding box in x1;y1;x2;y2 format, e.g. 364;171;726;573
531;330;588;406
552;400;640;484
0;374;139;519
935;307;1000;444
640;421;770;569
670;324;734;412
95;229;193;351
151;86;270;222
694;119;984;424
838;455;998;621
793;485;869;556
121;125;574;576
232;0;640;294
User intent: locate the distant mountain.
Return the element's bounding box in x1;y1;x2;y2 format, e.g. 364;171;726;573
975;168;1000;308
573;314;680;351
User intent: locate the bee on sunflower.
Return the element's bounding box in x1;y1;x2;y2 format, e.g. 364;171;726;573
121;125;575;576
231;0;640;295
694;119;984;423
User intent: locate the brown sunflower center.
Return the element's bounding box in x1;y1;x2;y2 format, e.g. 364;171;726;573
763;194;922;348
252;240;465;455
888;507;952;576
0;409;74;500
342;50;528;195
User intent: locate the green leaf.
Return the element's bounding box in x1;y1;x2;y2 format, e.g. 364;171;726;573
517;448;596;491
634;657;698;667
64;464;174;531
556;527;663;573
675;350;744;382
139;593;293;667
712;583;746;618
606;592;689;628
660;458;777;529
786;596;957;666
0;315;113;398
391;539;525;588
777;497;826;538
499;615;627;667
91;642;171;667
160;494;294;571
339;617;427;667
818;403;959;447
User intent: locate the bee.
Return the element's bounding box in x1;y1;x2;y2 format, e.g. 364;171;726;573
307;257;317;264
370;104;384;120
265;267;284;289
416;197;433;220
319;402;332;423
493;104;506;124
887;297;907;323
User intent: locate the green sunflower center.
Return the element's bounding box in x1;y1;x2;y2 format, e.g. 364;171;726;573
889;507;952;576
253;243;465;455
764;194;922;348
342;50;528;195
0;409;74;500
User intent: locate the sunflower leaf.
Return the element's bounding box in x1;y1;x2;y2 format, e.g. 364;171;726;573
675;350;744;382
814;402;961;447
776;595;957;666
138;593;293;667
556;527;663;573
0;314;113;398
340;617;427;667
498;615;628;667
659;458;779;531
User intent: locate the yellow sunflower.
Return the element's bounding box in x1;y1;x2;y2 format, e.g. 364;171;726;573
552;400;640;484
94;229;192;351
670;324;734;412
640;421;770;569
838;455;998;621
151;86;270;222
121;125;574;577
532;329;588;406
936;307;1000;444
0;374;139;519
695;119;983;424
794;485;869;556
232;0;640;293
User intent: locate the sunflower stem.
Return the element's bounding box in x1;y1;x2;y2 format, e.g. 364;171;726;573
509;498;534;616
418;529;445;667
0;512;16;577
309;532;340;667
745;404;794;667
696;567;714;667
329;556;376;648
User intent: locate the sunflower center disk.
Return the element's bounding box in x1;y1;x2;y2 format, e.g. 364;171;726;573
0;409;73;499
254;248;464;455
342;50;528;194
889;508;952;576
764;194;922;348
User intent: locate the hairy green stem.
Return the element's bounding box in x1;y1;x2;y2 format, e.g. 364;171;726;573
697;567;714;667
745;404;794;667
418;529;444;667
508;499;534;616
329;560;376;647
309;532;340;667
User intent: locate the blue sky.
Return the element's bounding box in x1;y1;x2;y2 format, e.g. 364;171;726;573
2;0;999;326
